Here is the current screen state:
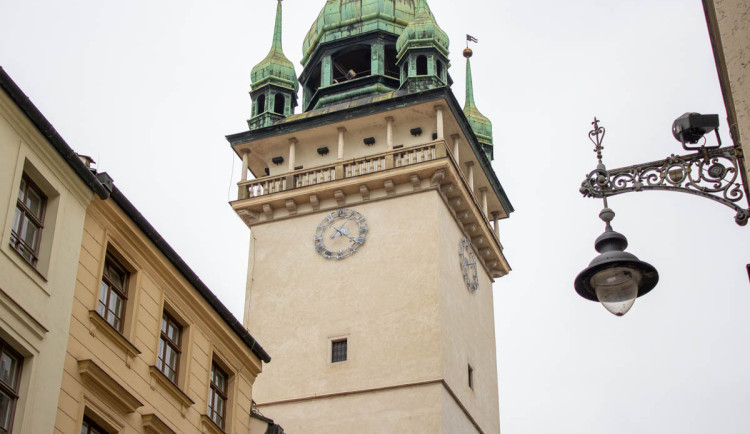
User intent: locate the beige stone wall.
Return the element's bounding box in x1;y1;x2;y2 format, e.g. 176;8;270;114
0;90;92;434
54;198;263;433
437;200;500;434
246;192;443;403
246;189;500;433
707;0;750;186
259;383;445;433
442;387;482;434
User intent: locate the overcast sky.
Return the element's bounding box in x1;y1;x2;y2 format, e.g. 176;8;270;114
2;0;749;433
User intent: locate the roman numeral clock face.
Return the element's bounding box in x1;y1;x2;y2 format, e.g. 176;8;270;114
313;208;368;260
459;237;479;292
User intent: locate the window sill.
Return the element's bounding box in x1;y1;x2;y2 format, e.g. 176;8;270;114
142;413;176;434
88;311;141;367
1;246;49;294
148;366;194;411
200;414;225;434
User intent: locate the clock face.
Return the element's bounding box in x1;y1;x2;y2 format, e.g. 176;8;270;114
459;237;479;292
314;208;368;260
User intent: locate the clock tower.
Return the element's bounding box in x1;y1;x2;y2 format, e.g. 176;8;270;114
228;1;513;433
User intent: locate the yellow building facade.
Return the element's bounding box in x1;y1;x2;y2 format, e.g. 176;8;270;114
0;67;98;434
0;67;279;433
53;190;273;434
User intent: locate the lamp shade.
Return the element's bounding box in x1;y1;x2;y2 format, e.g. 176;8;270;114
574;219;658;316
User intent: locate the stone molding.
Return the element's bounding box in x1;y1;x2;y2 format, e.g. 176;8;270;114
77;359;143;414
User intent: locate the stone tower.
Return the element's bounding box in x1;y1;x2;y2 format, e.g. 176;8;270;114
228;1;513;432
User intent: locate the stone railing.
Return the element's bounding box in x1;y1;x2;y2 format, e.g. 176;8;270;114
295;166;337;188
237;142;446;200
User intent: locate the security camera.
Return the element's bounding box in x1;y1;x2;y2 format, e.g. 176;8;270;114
672;112;720;150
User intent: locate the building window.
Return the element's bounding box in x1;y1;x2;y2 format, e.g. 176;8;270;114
157;311;182;383
331;339;347;363
10;175;46;267
81;415;109;434
273;94;285;114
416;55;428;76
332;46;371;82
208;361;228;430
256;94;266;115
468;365;474;390
0;340;22;434
97;254;129;332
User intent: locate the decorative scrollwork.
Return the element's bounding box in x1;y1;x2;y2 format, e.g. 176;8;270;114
580;146;750;226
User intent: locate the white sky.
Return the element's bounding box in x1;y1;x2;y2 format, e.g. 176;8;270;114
2;0;749;433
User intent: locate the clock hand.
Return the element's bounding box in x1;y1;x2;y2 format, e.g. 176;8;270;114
330;226;359;244
334;213;355;234
330;226;345;239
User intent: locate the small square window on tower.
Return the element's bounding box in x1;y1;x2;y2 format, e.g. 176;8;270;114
331;339;347;363
468;364;474;390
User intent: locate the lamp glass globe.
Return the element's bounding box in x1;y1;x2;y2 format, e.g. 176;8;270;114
591;266;642;316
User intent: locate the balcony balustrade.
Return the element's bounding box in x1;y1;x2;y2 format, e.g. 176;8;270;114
238;142;444;200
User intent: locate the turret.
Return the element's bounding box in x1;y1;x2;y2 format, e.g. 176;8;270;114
298;0;418;111
248;0;298;130
395;0;450;92
463;48;494;161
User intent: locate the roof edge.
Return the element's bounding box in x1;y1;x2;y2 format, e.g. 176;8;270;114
0;66;110;200
107;185;272;363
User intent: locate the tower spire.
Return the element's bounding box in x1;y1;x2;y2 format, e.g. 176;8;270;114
462;48;494;160
464;50;477;110
271;0;283;55
248;0;298;130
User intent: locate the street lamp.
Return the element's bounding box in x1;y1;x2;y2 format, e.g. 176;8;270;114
574;204;658;316
575;116;749;316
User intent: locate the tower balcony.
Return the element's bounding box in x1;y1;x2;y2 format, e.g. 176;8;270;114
232;138;510;278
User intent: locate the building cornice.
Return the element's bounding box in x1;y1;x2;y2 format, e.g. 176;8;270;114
227;87;514;215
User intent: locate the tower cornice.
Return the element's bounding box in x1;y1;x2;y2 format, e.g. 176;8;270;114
227;87;513;215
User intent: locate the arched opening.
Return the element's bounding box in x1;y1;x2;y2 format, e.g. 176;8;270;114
436;61;443;80
332;45;371;83
256;94;266;115
384;45;398;79
416;55;428;76
274;94;285;114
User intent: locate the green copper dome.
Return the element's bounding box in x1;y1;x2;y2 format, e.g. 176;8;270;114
463;50;493;148
251;1;298;92
395;0;449;59
302;0;417;65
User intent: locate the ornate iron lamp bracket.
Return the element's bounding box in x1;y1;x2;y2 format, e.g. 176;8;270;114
579;118;750;226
